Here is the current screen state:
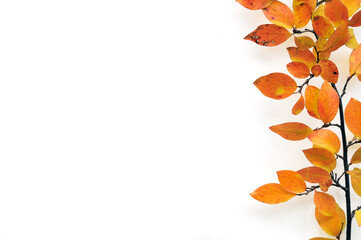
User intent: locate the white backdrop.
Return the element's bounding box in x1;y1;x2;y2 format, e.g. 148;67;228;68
1;0;361;239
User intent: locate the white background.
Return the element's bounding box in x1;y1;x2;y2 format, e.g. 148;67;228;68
0;0;361;239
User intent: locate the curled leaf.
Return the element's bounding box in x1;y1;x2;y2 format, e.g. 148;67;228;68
292;94;305;115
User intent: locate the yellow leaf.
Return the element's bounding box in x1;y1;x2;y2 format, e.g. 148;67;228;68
288;47;317;68
351;147;361;164
315;204;346;236
305;85;321;119
355;209;361;227
348;168;361;196
345;28;359;50
294;36;315;49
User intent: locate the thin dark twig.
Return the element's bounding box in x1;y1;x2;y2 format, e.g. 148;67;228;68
297;185;320;196
296;74;314;94
341;73;356;98
316;0;327;7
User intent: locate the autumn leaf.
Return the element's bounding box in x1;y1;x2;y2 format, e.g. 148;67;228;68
311;65;322;77
341;0;361;17
351;147;361;164
355;209;361;227
322;22;349;53
314;191;337;216
349;43;361;75
324;0;348;28
303;148;336;169
315;38;331;60
254;73;297;99
318;81;339;123
295;36;315;49
293;0;313;28
308;129;341;154
236;0;274;10
348;168;361;196
297;166;331;183
292;94;305;115
270;122;313;140
244;24;291;47
345;28;359;49
277;170;306;194
313;4;325;19
287;47;317;68
305;85;321;119
320;178;333;191
315;204;346;236
250;183;296;204
263;0;295;29
313;15;335;39
287;61;310;78
318;60;339;83
345;98;361;138
349;10;361;27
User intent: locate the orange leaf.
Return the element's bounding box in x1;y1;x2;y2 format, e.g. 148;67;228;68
270;122;313;140
345;98;361;138
351;147;361;164
287;47;317;68
263;0;295;29
236;0;274;10
254;73;297;99
297;166;331;183
277;170;306;194
314;191;337;216
244;24;291;47
348;168;361;196
320;178;333;191
305;85;321;119
318;81;339;123
250;183;296;204
318;60;339;83
308;129;341;154
355;209;361;227
349;10;361;27
293;0;313;28
313;15;335;39
315;204;346;236
311;65;322;77
322;22;349;53
287;61;310;78
295;36;315;49
341;0;361;17
303;148;336;168
292;94;305;115
313;4;325;19
349;43;361;75
324;0;348;28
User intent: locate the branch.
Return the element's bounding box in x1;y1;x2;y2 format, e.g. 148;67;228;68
296;74;314;94
297;185;320;196
341;73;356;98
314;123;341;131
316;0;327;7
348;137;361;149
293;28;319;40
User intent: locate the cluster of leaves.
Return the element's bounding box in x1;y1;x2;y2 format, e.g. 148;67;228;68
236;0;361;239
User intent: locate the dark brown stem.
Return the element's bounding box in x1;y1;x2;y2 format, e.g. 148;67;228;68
332;83;352;240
